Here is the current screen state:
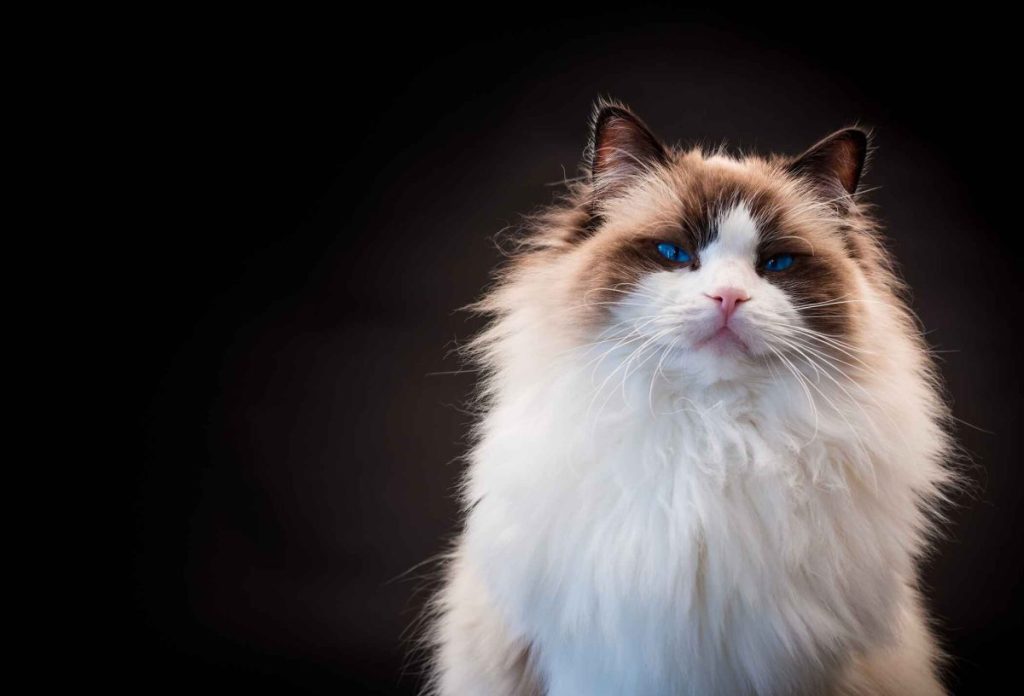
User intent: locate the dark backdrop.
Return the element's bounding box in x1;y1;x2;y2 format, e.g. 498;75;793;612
130;9;1022;694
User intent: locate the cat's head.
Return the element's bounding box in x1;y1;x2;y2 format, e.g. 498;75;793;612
503;100;881;387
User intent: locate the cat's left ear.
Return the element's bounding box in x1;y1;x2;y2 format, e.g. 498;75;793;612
786;128;869;198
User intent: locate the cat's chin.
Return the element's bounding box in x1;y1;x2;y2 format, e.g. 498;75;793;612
661;342;764;386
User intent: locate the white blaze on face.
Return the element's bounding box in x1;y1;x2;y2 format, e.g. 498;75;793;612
699;203;761;297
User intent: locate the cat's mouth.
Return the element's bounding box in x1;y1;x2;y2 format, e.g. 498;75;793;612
693;326;749;354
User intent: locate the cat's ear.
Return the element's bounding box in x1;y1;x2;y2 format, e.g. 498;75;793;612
787;128;869;198
586;103;668;195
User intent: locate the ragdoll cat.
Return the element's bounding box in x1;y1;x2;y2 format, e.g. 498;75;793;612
428;100;953;695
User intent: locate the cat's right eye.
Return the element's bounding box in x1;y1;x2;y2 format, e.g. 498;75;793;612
656;242;692;264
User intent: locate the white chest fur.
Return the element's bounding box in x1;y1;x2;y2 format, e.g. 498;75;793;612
461;348;939;696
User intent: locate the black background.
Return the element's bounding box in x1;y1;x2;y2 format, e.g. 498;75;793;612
129;9;1022;694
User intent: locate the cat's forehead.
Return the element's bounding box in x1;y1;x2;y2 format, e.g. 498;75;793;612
598;149;831;252
708;203;760;259
607;151;800;248
673;150;785;202
702;153;752;173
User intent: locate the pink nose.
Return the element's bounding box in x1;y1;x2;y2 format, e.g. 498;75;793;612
705;287;750;321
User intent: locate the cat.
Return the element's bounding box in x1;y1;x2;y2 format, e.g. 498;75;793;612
426;99;955;695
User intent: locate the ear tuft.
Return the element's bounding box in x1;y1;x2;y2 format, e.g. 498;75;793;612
787;128;869;197
586;100;667;187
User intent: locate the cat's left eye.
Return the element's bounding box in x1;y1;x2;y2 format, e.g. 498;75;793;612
763;253;795;272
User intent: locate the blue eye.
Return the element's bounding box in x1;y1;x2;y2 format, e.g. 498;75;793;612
656;242;691;264
763;253;795;272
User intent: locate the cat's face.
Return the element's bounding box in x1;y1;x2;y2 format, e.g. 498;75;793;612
558;106;871;385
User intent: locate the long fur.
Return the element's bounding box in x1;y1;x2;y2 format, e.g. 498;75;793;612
423;102;956;695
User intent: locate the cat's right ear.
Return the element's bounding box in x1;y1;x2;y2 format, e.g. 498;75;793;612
586;103;668;198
